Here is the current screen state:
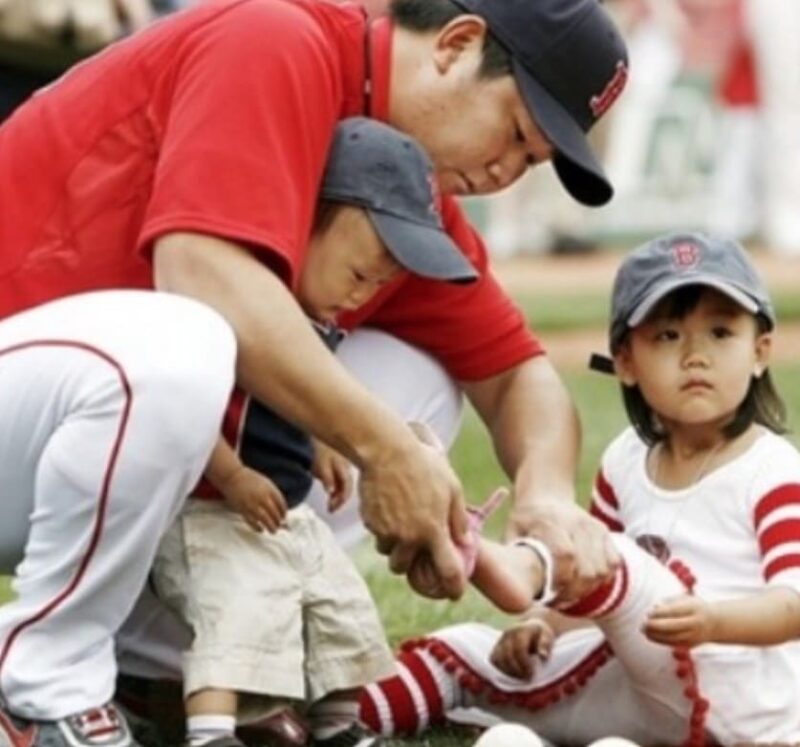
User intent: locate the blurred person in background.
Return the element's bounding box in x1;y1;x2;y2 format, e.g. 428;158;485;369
743;0;800;256
0;0;186;120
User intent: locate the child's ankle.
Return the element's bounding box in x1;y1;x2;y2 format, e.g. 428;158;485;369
186;714;237;747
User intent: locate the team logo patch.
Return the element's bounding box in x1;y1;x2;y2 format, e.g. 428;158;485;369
589;60;628;118
636;534;671;564
671;241;701;270
427;171;443;218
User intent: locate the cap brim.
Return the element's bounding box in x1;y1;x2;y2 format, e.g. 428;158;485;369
513;59;613;207
368;211;478;284
628;275;760;327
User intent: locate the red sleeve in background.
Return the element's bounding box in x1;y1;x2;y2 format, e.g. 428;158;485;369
718;37;758;108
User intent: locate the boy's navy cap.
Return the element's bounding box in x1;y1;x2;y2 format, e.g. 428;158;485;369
450;0;628;207
321;118;478;284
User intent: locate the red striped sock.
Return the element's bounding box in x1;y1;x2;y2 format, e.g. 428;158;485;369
359;647;458;736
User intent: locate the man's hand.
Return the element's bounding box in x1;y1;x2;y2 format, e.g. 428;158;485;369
489;617;555;680
359;431;469;600
506;499;619;605
220;464;288;533
643;595;716;648
0;0;153;51
312;439;353;512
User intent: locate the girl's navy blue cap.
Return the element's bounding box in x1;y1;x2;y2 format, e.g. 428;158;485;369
590;232;775;374
451;0;629;207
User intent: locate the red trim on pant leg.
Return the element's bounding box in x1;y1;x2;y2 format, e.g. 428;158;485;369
602;559;629;616
0;341;133;695
561;559;629;618
402;636;612;712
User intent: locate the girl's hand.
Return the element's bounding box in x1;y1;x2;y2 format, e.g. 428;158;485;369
221;465;287;533
643;595;716;647
489;617;555;680
312;440;353;512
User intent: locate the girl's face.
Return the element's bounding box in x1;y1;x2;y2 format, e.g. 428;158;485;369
297;205;403;323
614;288;772;432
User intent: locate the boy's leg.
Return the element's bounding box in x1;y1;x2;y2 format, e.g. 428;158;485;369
300;508;393;746
151;503;308;737
0;291;235;731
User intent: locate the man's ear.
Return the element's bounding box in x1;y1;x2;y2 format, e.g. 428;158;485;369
613;343;638;387
753;332;772;378
432;14;487;73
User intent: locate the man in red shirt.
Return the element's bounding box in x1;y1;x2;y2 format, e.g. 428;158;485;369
0;0;628;744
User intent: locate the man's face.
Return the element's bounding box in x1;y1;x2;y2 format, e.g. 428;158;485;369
391;18;555;196
298;205;402;323
423;73;554;196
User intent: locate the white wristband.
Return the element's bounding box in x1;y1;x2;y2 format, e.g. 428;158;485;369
513;537;558;605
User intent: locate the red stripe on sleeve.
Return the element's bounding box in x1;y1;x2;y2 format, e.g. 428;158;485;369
594;470;619;508
764;553;800;582
758;519;800;557
589;502;625;532
753;484;800;531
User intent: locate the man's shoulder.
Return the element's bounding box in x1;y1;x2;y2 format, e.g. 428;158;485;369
211;0;362;30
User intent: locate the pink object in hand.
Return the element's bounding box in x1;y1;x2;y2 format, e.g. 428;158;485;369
457;487;509;577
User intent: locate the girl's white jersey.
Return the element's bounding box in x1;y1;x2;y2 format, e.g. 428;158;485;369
591;427;800;736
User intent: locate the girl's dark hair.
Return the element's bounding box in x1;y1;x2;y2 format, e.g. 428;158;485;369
618;285;788;446
390;0;512;79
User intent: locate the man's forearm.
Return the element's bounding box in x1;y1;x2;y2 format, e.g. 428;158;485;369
464;356;581;505
153;232;417;469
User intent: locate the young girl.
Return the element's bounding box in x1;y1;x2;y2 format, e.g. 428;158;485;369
360;232;800;746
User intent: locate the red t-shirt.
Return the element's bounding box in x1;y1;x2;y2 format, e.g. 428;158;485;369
0;0;541;381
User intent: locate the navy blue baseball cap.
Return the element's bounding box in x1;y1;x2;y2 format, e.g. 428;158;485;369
322;117;477;284
450;0;628;207
589;232;775;374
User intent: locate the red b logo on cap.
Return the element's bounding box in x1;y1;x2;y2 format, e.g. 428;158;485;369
590;60;628;118
672;242;700;269
427;172;443;217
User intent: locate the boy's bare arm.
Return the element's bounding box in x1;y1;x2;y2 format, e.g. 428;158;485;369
312;439;353;512
205;437;287;533
205;437;244;491
644;587;800;647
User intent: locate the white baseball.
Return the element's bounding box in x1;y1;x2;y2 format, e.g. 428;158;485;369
587;739;642;747
473;723;545;747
